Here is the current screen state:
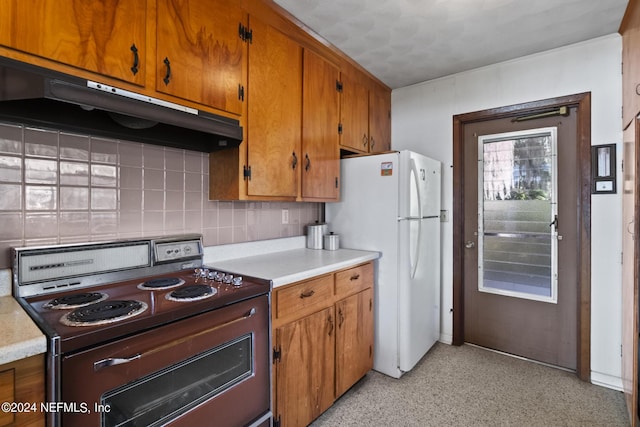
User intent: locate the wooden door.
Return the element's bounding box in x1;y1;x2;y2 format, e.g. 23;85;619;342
622;117;639;425
246;16;301;198
462;112;579;370
275;307;335;427
301;49;340;201
0;0;146;85
369;85;391;153
340;71;369;153
335;288;373;398
156;0;245;114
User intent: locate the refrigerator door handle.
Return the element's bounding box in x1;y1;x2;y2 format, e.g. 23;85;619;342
410;159;422;279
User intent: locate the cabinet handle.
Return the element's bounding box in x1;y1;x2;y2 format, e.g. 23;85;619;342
328;315;334;336
338;308;344;328
362;134;368;148
370;137;375;150
130;44;139;75
305;154;311;171
292;152;298;170
300;290;315;299
350;274;360;281
163;57;172;85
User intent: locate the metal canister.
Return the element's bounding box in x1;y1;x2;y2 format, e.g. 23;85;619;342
306;222;327;249
323;232;339;250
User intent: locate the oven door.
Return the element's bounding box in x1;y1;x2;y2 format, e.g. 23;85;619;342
60;294;270;427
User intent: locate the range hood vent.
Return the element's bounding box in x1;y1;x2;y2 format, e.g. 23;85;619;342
0;58;243;152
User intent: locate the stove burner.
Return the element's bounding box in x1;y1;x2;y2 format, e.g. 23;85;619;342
60;300;148;326
166;285;217;302
138;277;185;290
43;292;109;310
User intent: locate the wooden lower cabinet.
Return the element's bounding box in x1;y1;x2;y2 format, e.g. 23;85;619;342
275;307;335;427
0;354;45;427
272;262;374;427
335;287;374;398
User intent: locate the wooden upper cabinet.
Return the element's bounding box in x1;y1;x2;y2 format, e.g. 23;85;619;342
340;72;370;153
621;0;640;129
0;0;146;85
302;49;340;201
339;69;391;155
369;84;391;153
156;0;245;114
246;16;302;198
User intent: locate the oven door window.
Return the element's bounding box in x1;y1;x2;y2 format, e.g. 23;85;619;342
101;334;253;427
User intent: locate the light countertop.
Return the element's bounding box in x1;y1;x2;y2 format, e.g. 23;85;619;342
0;296;47;365
204;236;379;287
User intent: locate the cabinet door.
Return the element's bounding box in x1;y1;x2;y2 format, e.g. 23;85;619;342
275;307;335;427
621;0;640;129
369;86;391;153
340;72;369;153
246;16;301;198
156;0;245;114
0;0;146;85
302;49;340;201
335;288;374;398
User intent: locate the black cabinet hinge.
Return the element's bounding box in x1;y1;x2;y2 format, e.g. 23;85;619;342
338;123;343;134
274;416;281;427
273;346;281;363
238;84;245;101
238;23;252;43
243;165;251;180
336;80;343;92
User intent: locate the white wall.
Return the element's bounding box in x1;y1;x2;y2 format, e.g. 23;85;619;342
392;34;623;389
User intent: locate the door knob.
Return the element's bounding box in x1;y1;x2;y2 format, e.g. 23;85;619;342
465;241;475;249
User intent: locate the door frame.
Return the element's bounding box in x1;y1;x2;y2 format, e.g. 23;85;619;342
452;92;592;380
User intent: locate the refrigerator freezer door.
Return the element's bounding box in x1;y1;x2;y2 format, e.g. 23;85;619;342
414;152;442;217
398;150;441;218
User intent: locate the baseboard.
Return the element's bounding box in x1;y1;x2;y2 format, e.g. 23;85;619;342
439;333;452;344
591;371;624;391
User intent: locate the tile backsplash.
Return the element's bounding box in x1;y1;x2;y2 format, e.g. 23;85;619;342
0;121;321;269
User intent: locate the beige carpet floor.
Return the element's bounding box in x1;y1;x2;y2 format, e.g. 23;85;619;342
311;343;629;426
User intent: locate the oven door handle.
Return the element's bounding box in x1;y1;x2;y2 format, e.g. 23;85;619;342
94;354;142;371
93;307;257;372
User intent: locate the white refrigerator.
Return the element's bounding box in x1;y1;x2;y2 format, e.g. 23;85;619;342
325;150;441;378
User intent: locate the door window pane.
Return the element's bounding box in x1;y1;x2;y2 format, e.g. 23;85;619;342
477;128;558;303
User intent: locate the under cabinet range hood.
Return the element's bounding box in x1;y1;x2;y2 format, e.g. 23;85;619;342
0;58;243;152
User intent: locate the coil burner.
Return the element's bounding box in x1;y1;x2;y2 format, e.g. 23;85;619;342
43;292;109;310
166;285;217;302
138;277;185;290
60;300;148;326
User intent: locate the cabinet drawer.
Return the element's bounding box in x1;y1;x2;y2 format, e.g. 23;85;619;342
335;263;373;299
275;274;334;320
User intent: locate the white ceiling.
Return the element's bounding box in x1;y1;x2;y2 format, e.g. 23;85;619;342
273;0;629;89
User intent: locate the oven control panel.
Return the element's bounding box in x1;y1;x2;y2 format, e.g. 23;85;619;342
155;239;203;264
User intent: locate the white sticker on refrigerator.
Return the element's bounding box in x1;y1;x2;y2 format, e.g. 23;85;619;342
381;162;393;176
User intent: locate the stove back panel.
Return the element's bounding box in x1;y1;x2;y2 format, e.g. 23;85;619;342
13;236;203;298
